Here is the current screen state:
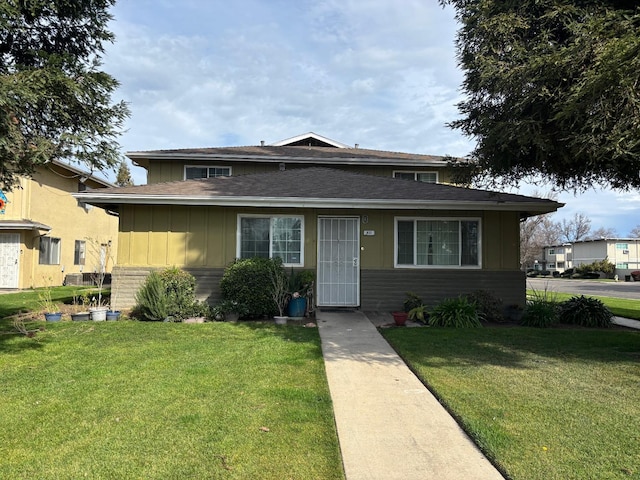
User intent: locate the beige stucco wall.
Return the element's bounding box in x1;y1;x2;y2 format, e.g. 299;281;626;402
117;204;519;271
1;165;119;288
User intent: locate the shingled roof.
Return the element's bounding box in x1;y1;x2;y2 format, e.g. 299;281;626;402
75;167;562;217
127;145;454;170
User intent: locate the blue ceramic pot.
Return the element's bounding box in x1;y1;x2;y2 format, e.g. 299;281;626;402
287;297;306;318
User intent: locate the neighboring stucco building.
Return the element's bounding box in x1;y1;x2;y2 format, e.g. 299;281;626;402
76;133;562;311
544;239;640;278
0;160;119;289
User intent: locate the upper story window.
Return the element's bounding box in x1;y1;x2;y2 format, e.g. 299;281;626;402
395;217;480;268
39;237;61;265
616;243;629;250
238;215;304;266
393;171;438;183
185;166;232;180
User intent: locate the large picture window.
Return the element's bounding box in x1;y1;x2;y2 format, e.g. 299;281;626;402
39;237;61;265
395;218;480;267
185;166;231;180
239;215;303;265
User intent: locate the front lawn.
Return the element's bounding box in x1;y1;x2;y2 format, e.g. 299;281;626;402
0;286;105;319
526;290;640;321
381;327;640;480
0;320;344;479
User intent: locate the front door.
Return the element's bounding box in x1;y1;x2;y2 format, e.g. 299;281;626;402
317;217;360;307
0;233;20;289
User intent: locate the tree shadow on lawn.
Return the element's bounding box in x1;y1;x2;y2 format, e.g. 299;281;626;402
0;317;49;354
382;326;640;369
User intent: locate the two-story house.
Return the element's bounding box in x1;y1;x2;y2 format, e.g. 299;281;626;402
75;133;562;311
543;238;640;279
0;160;119;290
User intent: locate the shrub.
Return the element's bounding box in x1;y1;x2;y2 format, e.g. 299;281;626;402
428;296;483;328
575;259;615;278
220;257;280;317
159;267;198;319
466;290;503;322
521;299;558;328
134;272;168;321
134;268;208;321
558;295;613;328
403;292;423;313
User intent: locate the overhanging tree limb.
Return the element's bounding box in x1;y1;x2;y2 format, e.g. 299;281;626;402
441;0;640;191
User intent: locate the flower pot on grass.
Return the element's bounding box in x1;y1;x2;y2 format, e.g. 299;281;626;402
274;316;288;325
287;296;306;318
71;312;91;322
106;310;121;321
90;307;108;321
44;312;63;322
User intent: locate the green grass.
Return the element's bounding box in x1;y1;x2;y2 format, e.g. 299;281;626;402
527;290;640;320
381;327;640;480
0;286;106;319
0;320;344;479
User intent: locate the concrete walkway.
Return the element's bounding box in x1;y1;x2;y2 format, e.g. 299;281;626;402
317;309;505;480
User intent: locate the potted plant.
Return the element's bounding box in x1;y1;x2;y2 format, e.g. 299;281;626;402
392;292;423;326
39;284;62;322
70;291;91;321
217;300;248;322
269;259;289;324
287;269;315;319
86;237;113;320
408;305;429;324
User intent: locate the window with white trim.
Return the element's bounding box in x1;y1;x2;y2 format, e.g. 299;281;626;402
185;166;231;180
557;261;565;268
39;237;61;265
616;262;629;269
395;218;480;267
616;243;629;250
393;171;438;183
238;215;303;265
74;240;86;265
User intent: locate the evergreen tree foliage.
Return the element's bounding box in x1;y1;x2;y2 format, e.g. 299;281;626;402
115;160;133;186
441;0;640;191
0;0;129;190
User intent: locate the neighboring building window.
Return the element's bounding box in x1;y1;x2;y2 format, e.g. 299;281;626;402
548;248;555;255
395;218;480;267
238;215;303;265
393;171;438;183
616;263;629;269
39;237;61;265
556;247;564;254
557;261;565;268
616;243;629;250
185;166;231;179
548;263;556;268
74;240;86;265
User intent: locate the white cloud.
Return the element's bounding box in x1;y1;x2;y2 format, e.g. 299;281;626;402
100;1;638;234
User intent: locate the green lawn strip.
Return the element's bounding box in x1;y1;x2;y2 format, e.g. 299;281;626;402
0;287;105;320
526;290;640;320
381;327;640;480
0;321;344;479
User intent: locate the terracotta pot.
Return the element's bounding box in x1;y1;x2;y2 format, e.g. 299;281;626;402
392;311;408;326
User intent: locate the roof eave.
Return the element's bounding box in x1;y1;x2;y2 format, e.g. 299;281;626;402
73;193;561;214
125;152;450;171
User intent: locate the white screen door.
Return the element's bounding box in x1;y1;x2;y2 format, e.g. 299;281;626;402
317;217;360;307
0;233;20;289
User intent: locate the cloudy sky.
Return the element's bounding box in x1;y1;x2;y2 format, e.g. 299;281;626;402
101;0;639;236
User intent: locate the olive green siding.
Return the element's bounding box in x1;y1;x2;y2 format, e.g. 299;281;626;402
146;160;453;185
113;205;521;309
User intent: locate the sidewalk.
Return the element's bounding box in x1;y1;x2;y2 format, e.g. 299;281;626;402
317;309;505;480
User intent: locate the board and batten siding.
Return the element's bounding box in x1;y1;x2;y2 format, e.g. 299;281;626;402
146;160;454;185
113;205;522;309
